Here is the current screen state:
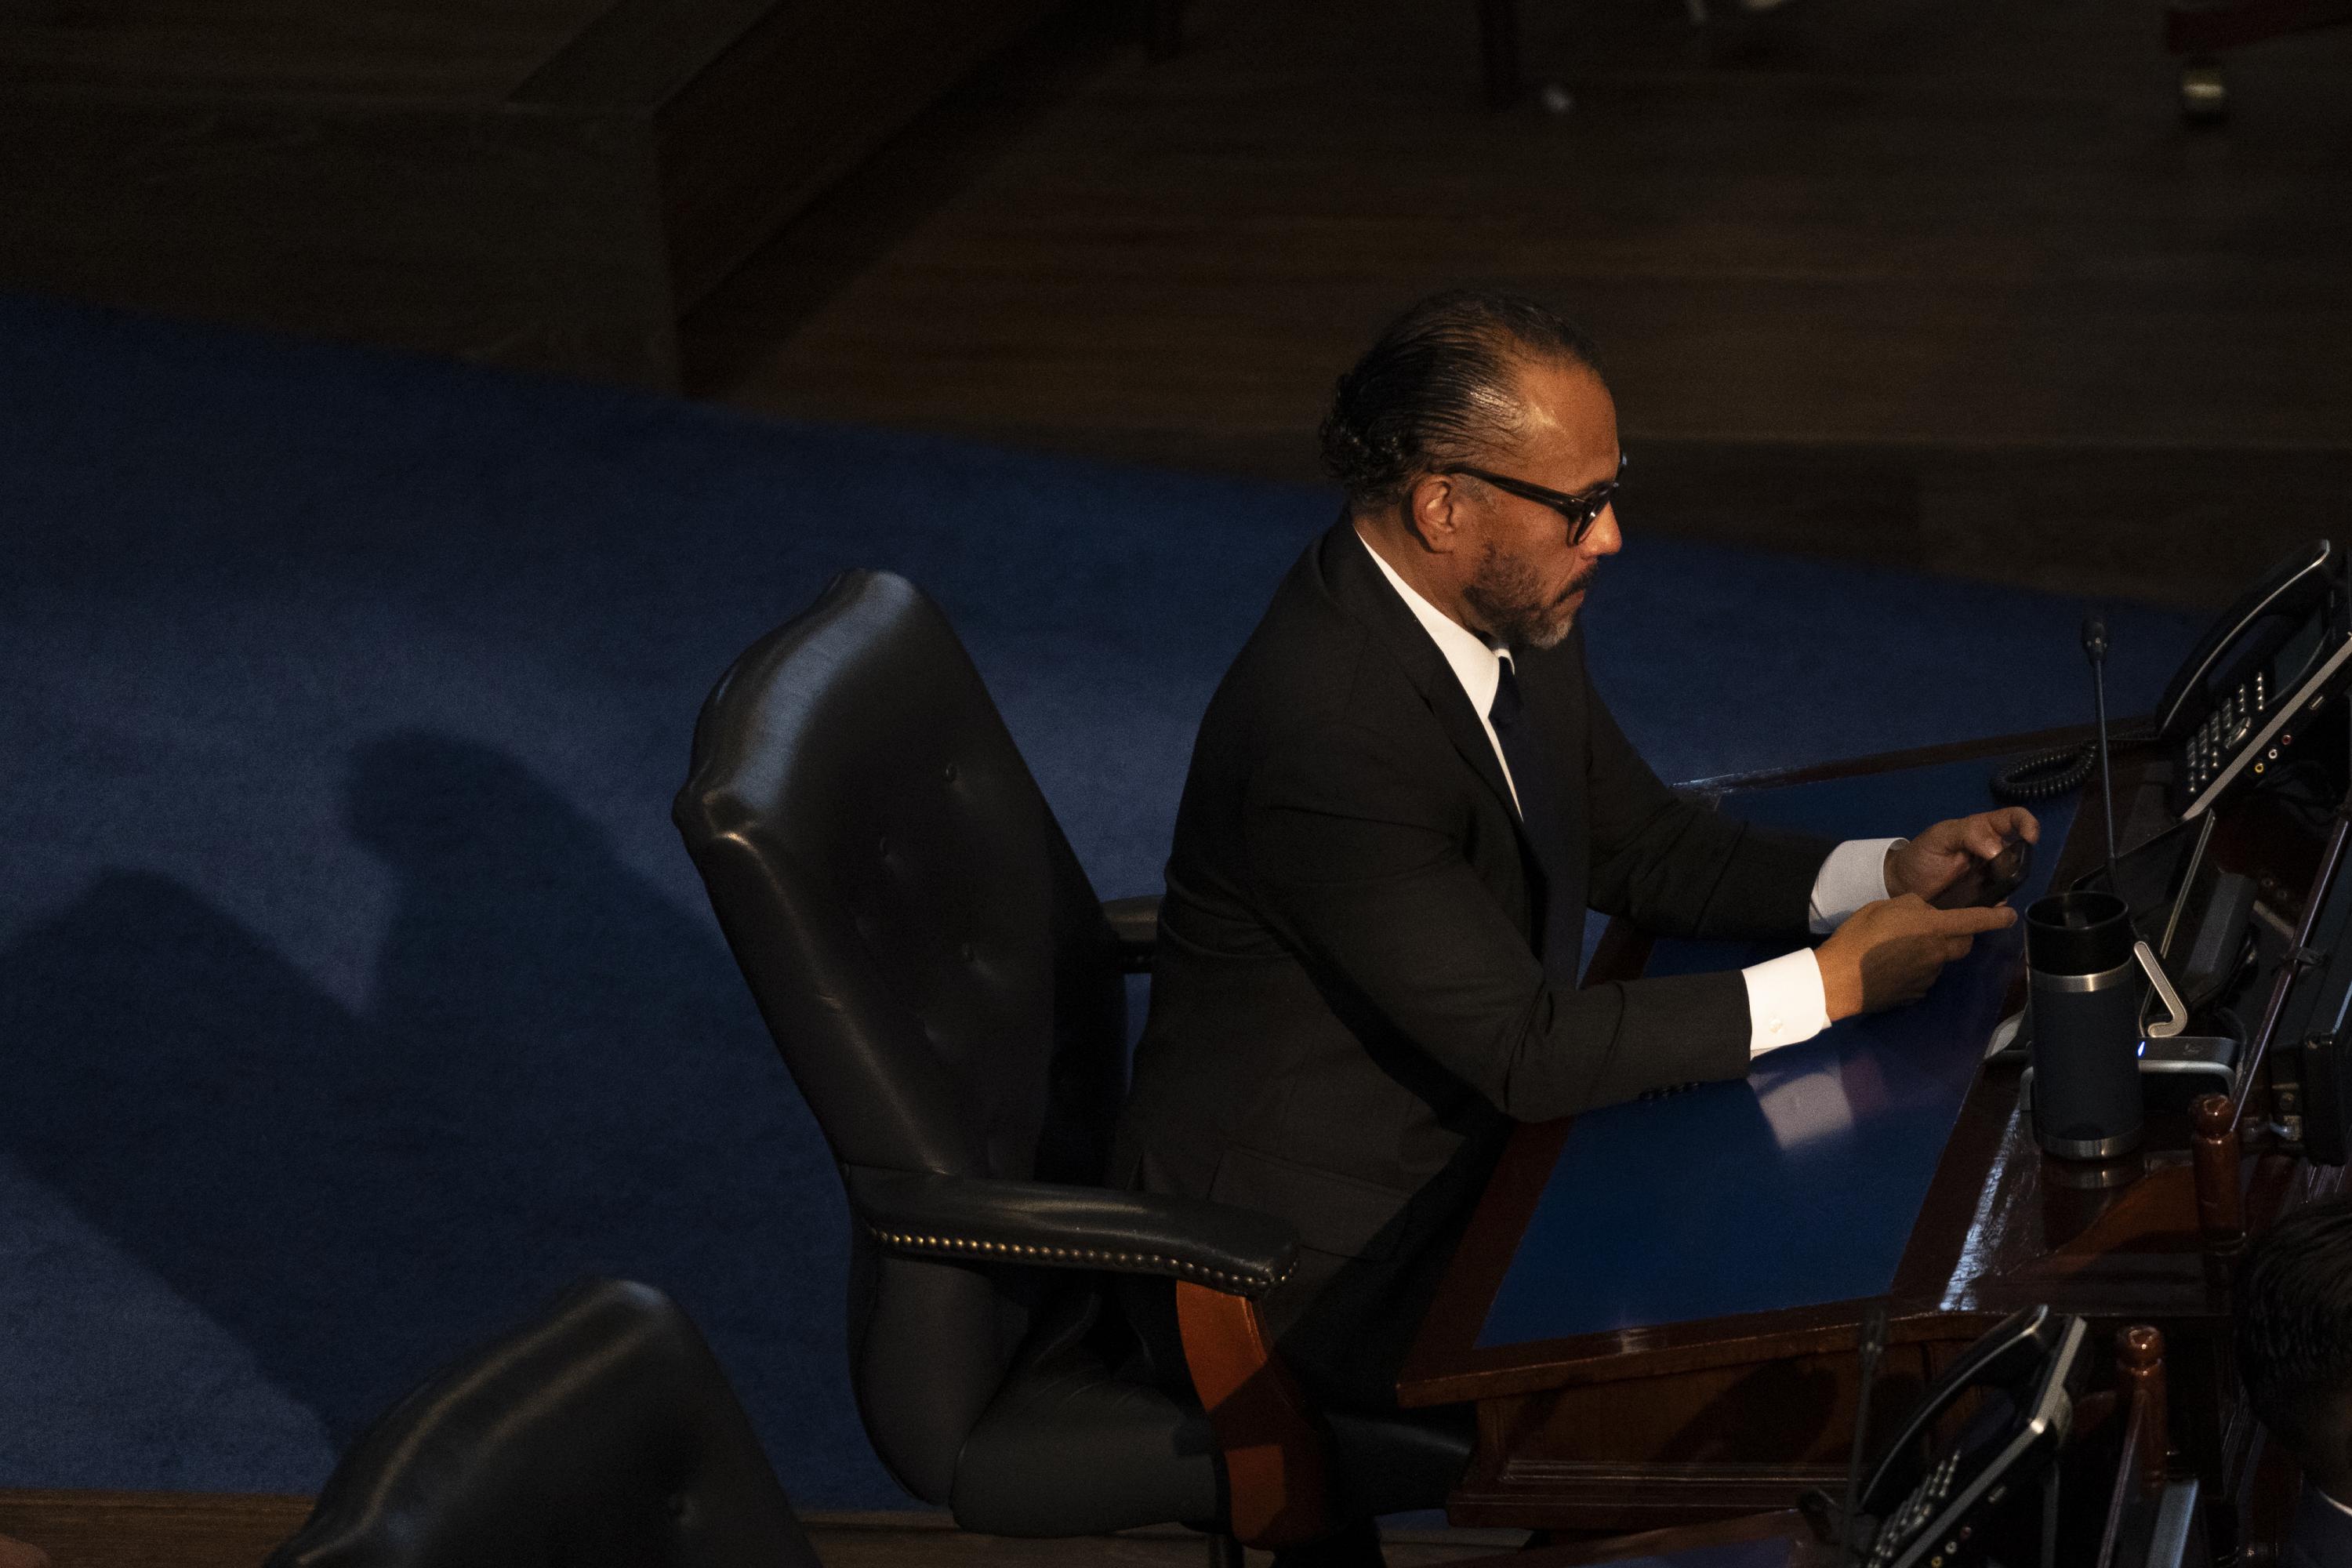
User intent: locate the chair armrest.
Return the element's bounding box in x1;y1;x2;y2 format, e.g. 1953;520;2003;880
845;1165;1297;1299
1102;894;1160;973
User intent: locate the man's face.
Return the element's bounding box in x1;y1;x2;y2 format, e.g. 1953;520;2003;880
1453;359;1623;651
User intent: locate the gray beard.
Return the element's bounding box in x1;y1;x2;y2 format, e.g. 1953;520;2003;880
1462;539;1585;651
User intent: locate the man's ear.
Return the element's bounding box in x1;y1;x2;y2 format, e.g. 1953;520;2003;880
1405;473;1465;554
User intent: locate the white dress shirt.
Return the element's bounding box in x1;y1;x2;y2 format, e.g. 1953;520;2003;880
1358;531;1893;1056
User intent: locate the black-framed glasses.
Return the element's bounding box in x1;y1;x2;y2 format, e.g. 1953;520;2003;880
1450;453;1627;543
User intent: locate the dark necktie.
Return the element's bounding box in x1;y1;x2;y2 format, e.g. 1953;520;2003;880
1488;657;1584;986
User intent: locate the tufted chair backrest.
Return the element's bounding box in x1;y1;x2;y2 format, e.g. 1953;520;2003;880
673;571;1129;1502
267;1279;817;1568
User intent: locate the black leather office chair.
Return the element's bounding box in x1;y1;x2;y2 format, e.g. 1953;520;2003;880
266;1279;818;1568
672;571;1470;1552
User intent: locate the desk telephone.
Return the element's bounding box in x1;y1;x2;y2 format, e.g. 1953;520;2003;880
1835;1307;2198;1568
1819;1305;2090;1568
2131;543;2352;1047
1990;540;2352;1120
1810;552;2352;1564
1993;539;2351;821
2152;537;2352;820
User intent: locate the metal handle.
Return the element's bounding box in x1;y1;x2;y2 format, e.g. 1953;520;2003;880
2136;940;2190;1040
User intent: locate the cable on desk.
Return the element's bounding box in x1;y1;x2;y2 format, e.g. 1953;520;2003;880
1991;722;2156;804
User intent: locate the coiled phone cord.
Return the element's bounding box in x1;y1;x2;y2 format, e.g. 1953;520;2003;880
1991;721;2156;804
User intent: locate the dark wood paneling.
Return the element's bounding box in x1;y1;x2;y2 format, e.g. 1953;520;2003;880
0;90;677;381
0;90;677;380
511;0;784;107
525;0;1073;336
0;0;1072;386
522;0;1069;309
0;1491;311;1568
683;0;2352;609
646;0;1064;307
1617;441;2352;615
0;0;602;99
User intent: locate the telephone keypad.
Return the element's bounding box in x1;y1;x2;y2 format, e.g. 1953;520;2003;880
2183;674;2271;800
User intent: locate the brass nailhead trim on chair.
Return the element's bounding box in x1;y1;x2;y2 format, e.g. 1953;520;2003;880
868;1229;1290;1294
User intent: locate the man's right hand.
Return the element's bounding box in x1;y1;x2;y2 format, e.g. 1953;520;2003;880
1815;893;2018;1022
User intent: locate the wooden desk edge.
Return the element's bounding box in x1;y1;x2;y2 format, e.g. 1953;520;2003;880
1444;1507;1818;1566
1678;718;2115;798
1397;1296;2008;1408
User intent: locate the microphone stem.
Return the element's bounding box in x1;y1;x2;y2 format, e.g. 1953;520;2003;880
1842;1303;1889;1566
2093;656;2118;884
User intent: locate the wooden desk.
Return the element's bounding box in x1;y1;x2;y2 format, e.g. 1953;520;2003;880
1398;727;2346;1548
1439;1312;2218;1565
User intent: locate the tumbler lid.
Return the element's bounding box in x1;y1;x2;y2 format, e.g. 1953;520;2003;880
2026;890;2135;975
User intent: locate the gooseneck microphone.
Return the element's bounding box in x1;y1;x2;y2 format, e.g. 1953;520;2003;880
2083;613;2118;889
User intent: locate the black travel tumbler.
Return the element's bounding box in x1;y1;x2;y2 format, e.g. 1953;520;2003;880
2026;890;2146;1160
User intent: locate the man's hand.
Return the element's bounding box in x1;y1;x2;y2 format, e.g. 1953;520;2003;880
1816;895;2018;1021
1886;808;2042;902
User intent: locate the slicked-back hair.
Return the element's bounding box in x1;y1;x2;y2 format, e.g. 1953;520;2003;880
2238;1195;2352;1477
1319;288;1602;514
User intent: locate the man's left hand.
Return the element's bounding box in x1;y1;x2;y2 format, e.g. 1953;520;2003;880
1886;808;2042;902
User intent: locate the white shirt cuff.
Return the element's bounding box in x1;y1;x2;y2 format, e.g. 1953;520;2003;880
1743;948;1831;1058
1808;837;1902;934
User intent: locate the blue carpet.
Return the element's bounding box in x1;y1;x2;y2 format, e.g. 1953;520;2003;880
0;293;2200;1507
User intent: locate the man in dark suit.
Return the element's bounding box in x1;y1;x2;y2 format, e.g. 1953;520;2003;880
2239;1195;2352;1566
1112;289;2030;1553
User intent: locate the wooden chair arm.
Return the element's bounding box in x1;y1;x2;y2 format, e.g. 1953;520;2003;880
1174;1280;1334;1548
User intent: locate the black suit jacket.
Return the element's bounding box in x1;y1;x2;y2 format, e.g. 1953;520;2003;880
1112;522;1835;1406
